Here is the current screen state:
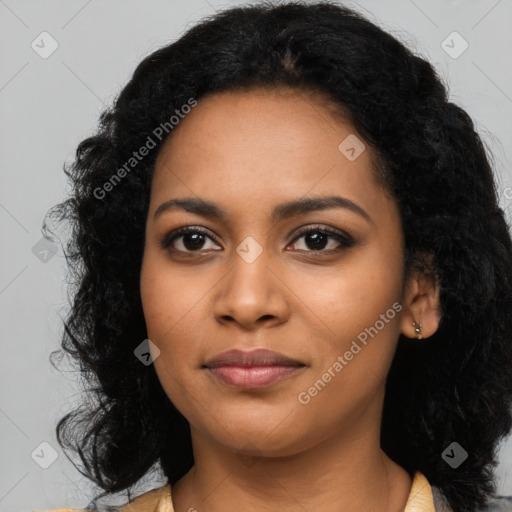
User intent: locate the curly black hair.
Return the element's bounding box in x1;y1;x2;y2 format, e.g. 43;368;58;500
43;1;512;510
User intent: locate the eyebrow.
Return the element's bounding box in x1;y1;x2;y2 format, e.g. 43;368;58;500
153;195;373;224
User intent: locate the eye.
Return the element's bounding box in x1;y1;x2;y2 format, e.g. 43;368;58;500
160;226;221;254
288;225;354;253
160;224;354;255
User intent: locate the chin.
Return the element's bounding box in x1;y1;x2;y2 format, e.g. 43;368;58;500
205;420;312;458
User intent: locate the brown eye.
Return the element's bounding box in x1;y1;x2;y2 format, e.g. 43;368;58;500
289;226;354;253
161;227;222;253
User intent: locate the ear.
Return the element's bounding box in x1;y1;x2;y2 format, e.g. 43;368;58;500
400;254;441;339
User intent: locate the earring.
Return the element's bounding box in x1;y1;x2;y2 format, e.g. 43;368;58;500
412;321;423;339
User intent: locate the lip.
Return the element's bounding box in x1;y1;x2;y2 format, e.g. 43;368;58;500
207;365;304;389
203;349;305;390
204;348;303;368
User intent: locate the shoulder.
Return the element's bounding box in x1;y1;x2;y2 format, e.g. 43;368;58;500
431;485;512;512
33;484;172;512
476;496;512;512
118;485;171;512
33;506;93;512
33;508;91;512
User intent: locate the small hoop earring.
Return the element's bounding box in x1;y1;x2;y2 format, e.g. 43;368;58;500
412;321;423;339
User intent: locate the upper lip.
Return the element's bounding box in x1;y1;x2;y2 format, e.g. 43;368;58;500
204;349;304;368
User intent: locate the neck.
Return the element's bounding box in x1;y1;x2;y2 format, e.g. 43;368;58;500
171;406;412;512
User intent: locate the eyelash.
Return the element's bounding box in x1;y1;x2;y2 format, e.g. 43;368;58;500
160;224;355;255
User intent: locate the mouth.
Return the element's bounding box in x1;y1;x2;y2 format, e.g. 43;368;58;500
203;348;306;390
206;364;305;389
204;348;304;368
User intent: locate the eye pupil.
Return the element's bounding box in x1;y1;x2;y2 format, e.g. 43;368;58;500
305;232;328;250
183;233;205;251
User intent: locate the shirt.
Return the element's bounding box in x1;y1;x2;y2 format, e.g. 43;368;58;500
35;470;443;511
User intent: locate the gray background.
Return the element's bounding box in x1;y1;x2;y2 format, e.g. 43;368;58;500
1;0;511;510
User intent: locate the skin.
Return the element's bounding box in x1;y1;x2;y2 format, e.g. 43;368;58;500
140;86;441;512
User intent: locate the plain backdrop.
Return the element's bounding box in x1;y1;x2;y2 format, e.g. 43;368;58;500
1;0;511;510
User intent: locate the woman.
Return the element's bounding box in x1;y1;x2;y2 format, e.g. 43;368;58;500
40;1;512;511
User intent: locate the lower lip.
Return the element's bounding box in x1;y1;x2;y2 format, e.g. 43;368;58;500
207;365;304;389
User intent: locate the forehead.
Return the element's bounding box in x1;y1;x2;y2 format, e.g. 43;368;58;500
150;87;384;215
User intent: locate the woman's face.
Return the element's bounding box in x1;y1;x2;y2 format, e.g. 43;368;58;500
140;87;407;457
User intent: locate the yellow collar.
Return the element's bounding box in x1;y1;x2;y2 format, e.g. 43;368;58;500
121;470;437;512
39;470;438;511
403;471;437;511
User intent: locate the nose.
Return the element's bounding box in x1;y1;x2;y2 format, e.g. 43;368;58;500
212;250;290;330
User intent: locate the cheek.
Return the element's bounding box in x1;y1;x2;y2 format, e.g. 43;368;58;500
140;259;195;381
294;299;402;440
140;256;215;405
140;253;206;340
297;251;404;397
304;257;402;336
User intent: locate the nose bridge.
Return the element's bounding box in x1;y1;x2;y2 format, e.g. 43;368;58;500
228;237;274;304
213;235;288;328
